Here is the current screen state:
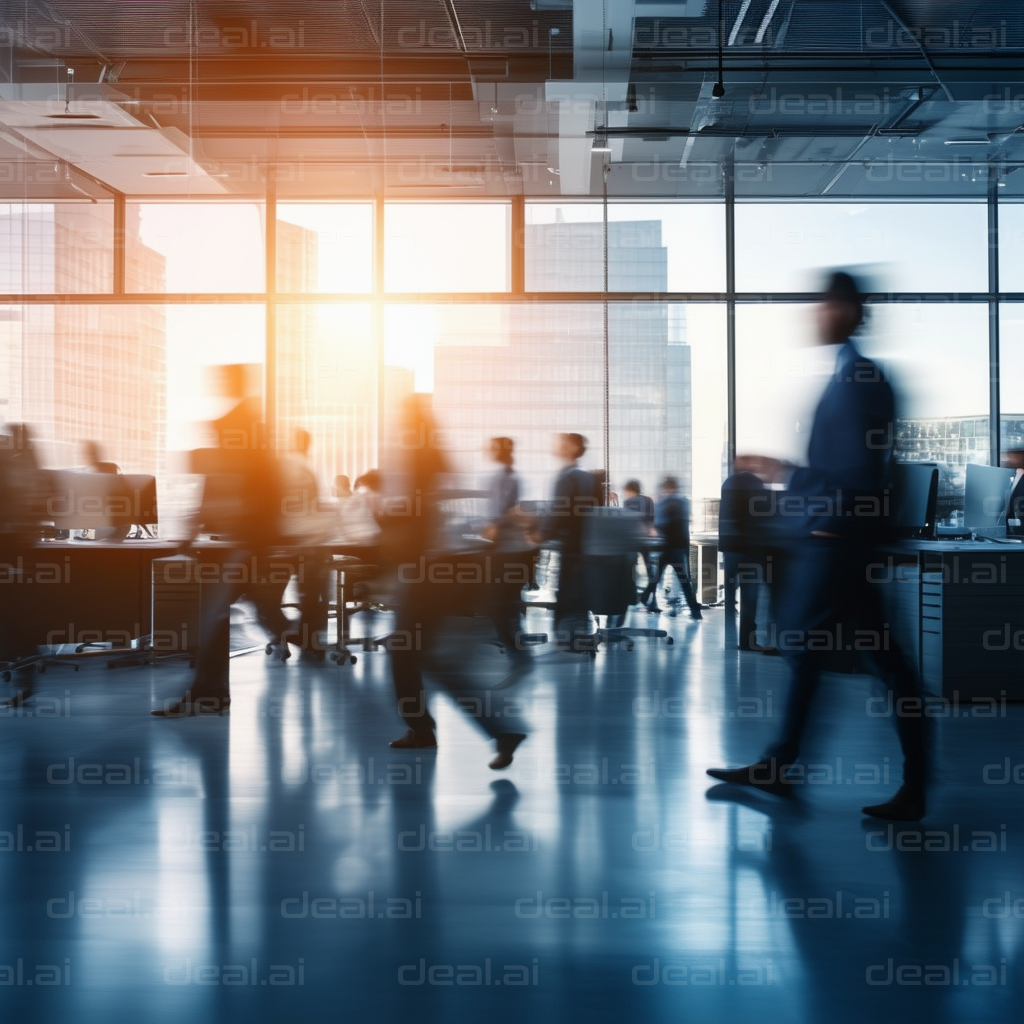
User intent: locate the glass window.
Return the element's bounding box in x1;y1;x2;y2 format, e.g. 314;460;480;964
276;204;373;292
275;304;375;486
385;204;509;292
388;301;726;513
126;202;265;292
735;203;988;292
525;203;725;292
0;302;164;471
737;300;990;519
1000;303;1024;457
998;205;1024;292
0;202;114;293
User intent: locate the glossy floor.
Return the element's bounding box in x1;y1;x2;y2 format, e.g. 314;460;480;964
1;607;1020;1023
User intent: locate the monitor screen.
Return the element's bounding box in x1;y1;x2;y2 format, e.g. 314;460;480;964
963;463;1016;532
891;463;938;537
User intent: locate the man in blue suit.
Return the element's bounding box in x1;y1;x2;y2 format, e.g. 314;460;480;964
708;272;928;821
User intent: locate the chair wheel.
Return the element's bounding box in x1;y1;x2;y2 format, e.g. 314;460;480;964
73;665;80;671
626;643;634;651
667;636;674;646
265;643;273;656
350;655;358;665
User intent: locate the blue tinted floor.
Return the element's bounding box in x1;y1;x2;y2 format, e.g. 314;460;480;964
0;607;1021;1023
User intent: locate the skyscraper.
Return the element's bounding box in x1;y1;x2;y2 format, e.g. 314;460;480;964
275;217;377;488
432;217;692;500
0;201;167;474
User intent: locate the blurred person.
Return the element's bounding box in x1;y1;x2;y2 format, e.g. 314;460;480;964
152;364;288;717
387;396;528;770
1003;450;1024;537
80;440;119;474
544;432;596;646
720;457;771;651
645;476;702;620
483;437;533;685
279;427;330;662
335;471;381;547
0;424;47;706
590;469;618;507
622;479;656;607
77;439;127;541
5;423;39;470
707;271;929;821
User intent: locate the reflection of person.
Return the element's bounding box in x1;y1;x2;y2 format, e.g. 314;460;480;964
387;397;527;770
153;365;287;717
708;272;929;821
544;433;596;645
645;476;702;619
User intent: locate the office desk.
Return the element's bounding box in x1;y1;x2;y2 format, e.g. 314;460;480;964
874;539;1024;701
0;539;180;655
0;539;355;663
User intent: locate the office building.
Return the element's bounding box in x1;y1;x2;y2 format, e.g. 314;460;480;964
0;202;166;472
434;218;693;498
0;4;1022;1024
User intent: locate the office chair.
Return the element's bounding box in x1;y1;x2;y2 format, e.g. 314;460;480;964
579;510;673;656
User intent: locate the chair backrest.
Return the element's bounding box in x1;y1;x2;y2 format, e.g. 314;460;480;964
581;507;644;556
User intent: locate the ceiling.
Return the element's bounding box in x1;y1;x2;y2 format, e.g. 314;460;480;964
0;0;1022;200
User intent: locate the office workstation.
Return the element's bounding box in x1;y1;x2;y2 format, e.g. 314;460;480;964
5;3;1024;1023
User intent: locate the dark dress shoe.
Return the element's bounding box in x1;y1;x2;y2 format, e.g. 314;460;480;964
389;729;437;749
706;763;792;798
862;786;926;821
489;733;526;770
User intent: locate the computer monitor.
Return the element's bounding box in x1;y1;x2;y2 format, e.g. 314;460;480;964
890;463;939;539
45;471;158;531
963;463;1016;536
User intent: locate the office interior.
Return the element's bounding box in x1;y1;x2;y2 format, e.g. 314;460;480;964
2;1;1024;1022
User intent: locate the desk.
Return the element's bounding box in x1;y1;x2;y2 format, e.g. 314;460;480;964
0;539;179;655
0;539;355;663
875;539;1024;701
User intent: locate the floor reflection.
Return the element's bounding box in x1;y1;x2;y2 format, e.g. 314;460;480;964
0;609;1022;1022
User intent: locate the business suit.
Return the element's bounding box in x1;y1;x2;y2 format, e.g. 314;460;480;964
624;493;657;606
647;492;702;619
1007;472;1024;537
766;340;927;789
545;463;596;634
720;471;769;649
